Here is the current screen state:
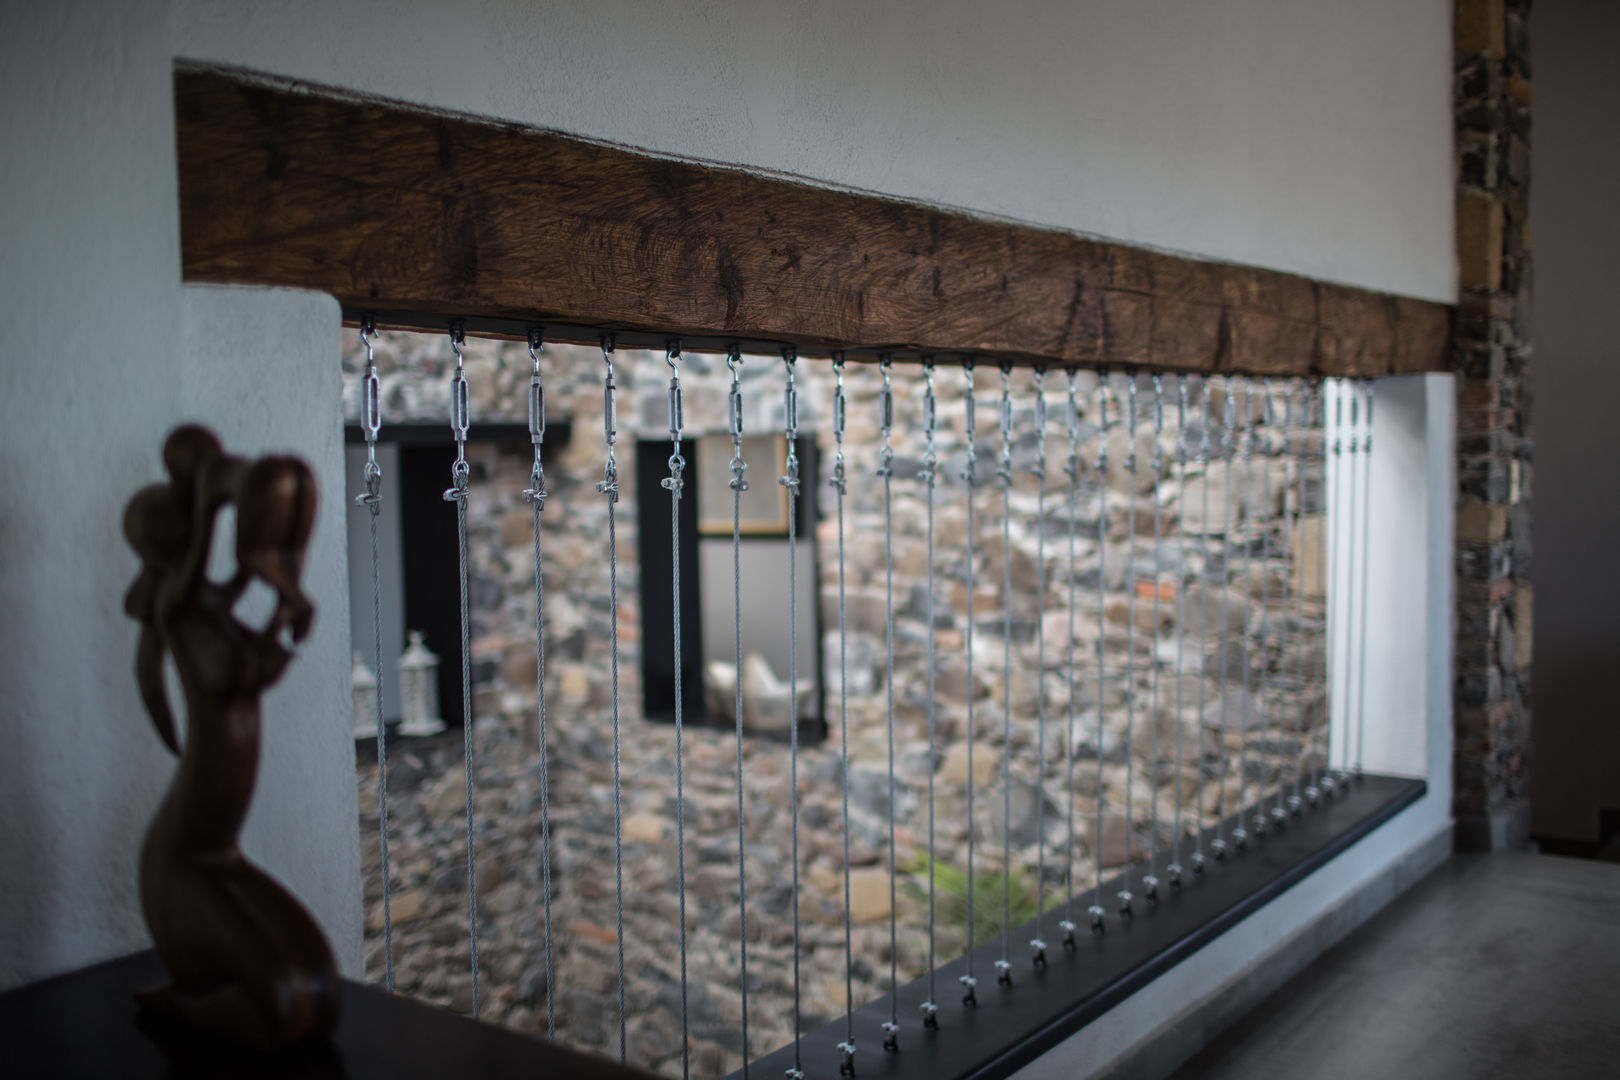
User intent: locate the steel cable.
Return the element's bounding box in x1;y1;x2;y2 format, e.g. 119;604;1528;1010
961;359;980;1003
442;323;480;1017
1090;374;1110;931
781;350;805;1080
355;317;394;990
595;337;627;1062
920;359;941;1025
878;358;901;1051
523;330;555;1037
663;346;691;1080
726;349;751;1075
1120;377;1138;914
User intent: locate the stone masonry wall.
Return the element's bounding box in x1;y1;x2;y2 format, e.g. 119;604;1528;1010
1453;0;1534;850
342;330;1333;1076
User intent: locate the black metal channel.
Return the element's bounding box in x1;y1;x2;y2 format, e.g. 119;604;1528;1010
738;774;1425;1080
342;421;573;449
344;308;1014;367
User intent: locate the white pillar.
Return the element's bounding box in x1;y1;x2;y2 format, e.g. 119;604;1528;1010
1014;373;1454;1080
179;285;364;977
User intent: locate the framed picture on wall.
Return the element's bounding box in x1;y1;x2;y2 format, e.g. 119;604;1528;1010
696;433;790;535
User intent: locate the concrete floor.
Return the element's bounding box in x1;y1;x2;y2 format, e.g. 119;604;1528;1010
1168;853;1620;1080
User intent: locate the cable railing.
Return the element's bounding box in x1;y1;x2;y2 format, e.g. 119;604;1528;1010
345;322;1402;1080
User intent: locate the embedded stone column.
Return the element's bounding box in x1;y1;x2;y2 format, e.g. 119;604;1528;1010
1453;0;1533;851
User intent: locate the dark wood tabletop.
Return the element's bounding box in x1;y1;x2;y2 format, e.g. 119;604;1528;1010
1;950;656;1079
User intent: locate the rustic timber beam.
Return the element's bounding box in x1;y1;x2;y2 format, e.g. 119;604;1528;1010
174;63;1452;376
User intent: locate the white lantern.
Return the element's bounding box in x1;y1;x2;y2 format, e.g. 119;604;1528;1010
397;630;446;737
351;651;379;739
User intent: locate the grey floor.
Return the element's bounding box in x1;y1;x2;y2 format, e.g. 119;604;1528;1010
1168;853;1620;1080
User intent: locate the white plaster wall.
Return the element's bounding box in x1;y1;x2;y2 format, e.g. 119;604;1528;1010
170;0;1456;303
1;0;1453;995
0;0;178;990
178;286;362;981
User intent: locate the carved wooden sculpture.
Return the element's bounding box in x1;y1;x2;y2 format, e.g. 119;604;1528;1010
123;425;340;1049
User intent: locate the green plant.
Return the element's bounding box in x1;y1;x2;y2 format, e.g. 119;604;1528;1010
902;854;1060;949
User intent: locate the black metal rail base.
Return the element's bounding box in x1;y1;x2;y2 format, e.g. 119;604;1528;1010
740;773;1425;1080
1;777;1421;1078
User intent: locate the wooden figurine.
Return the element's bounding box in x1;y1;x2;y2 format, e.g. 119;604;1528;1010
123;424;340;1049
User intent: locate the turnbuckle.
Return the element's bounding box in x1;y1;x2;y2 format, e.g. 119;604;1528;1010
727;346;748;492
780;347;801;495
960;359;978;484
661;343;685;496
524;328;547;508
355;312;383;516
877;355;895;478
1124;373;1138;476
996;361;1014;487
919;358;938;487
597;335;620;503
1064;367;1082;479
1030;366;1048;481
1096;368;1112;472
442;322;470;504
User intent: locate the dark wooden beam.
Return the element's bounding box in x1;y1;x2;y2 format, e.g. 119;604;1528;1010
175;64;1452;376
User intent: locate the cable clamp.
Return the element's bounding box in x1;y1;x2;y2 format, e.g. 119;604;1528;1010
597;463;620;504
356;460;383;514
442;459;470;503
523;460;547;508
